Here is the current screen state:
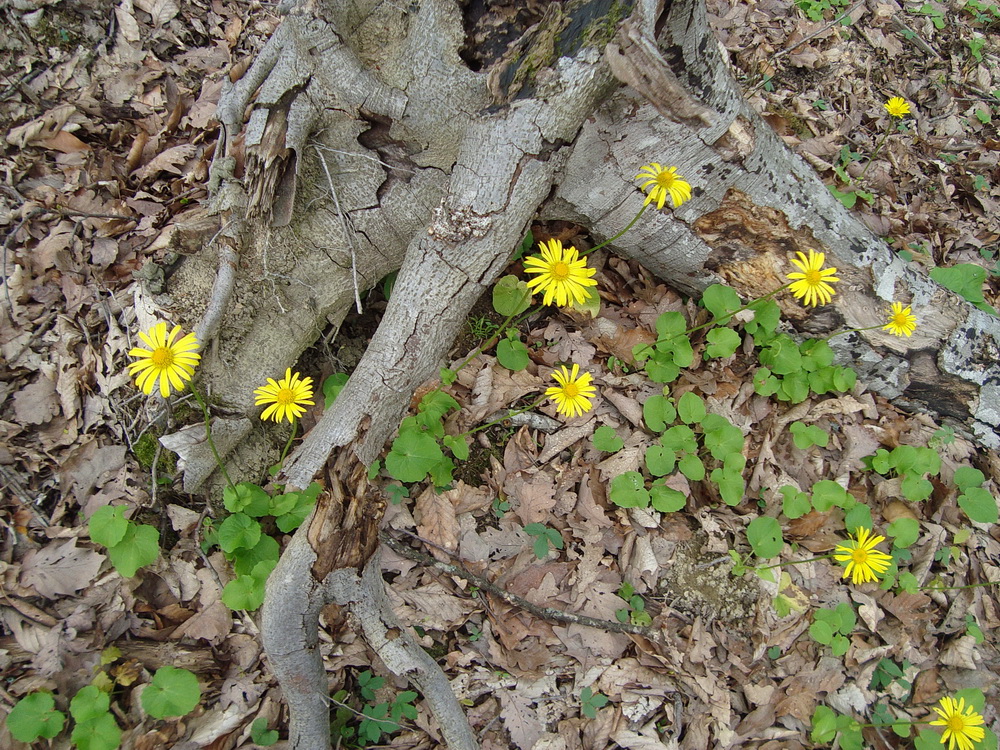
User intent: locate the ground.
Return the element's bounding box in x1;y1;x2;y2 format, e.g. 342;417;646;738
1;0;999;749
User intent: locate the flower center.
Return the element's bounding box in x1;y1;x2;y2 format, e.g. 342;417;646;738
551;261;570;280
656;173;675;188
948;715;966;732
851;548;868;565
562;383;580;398
805;269;822;285
151;347;174;368
276;388;296;405
893;313;907;326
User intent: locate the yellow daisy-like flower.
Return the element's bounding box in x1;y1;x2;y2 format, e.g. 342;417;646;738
254;368;315;423
883;301;917;337
545;364;597;418
930;696;986;750
787;249;840;307
833;528;894;585
635;163;693;210
127;322;201;398
884;97;911;118
523;239;598;307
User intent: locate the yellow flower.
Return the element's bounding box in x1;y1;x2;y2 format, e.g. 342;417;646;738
833;528;893;585
254;368;315;423
883;302;917;337
635;163;692;210
884;97;911;118
930;696;986;750
127;322;201;398
787;249;839;307
523;239;598;307
545;364;597;418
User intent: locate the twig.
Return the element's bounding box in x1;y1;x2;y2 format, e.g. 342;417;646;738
314;144;362;314
382;532;672;639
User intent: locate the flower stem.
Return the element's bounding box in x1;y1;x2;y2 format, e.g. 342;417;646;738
858;122;893;184
582;204;649;257
822;323;886;342
459;396;547;439
920;580;1000;592
278;419;298;467
756;553;834;571
188;385;236;491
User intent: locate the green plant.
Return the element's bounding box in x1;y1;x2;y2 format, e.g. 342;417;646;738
913;2;946;28
930;263;998;315
524;523;564;559
331;670;418;746
69;686;121;750
579;686;609;718
747;516;784;559
7;692;66;742
793;0;851;21
811;705;863;749
952;465;998;523
467;315;500;340
251;717;279;746
592;425;624;452
790;421;829;449
808;602;856;656
615;582;653;626
88;505;160;577
141;666;202;719
969;37;987;62
866;444;942;502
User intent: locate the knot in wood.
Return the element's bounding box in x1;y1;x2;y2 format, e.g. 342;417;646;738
427;203;491;243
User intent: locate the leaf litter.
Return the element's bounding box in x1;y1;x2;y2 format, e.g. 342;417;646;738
1;0;999;747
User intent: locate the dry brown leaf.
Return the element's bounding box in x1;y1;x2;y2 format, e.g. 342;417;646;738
20;539;105;598
414;485;459;561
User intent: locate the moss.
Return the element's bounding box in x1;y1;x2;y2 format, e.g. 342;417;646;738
581;0;631;49
133;430;178;476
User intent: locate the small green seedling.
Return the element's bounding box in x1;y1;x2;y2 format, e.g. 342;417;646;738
141;666;202;719
579;687;609;718
7;692;66;742
615;581;653;627
524;523;564;559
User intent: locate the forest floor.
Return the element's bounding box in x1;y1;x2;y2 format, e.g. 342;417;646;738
1;0;999;749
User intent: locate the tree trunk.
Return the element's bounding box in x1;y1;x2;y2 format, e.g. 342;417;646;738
161;0;1000;746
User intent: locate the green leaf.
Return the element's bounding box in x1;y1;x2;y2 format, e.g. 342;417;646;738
887;517;920;548
644;351;681;383
760;334;802;375
654;311;688;340
443;434;470;461
662;424;697;453
843;503;872;534
592;425;624;452
747;516;784;558
678;453;705;481
419;390;461;421
677;391;706;425
650;482;686;512
89;505;128;547
323;372;350;409
70;686;110;723
958;487;999;523
7;692;66;741
746;299;781;337
251;717;279;746
71;713;122;750
440;367;457;385
642;395;676;432
222;574;265;611
809;620;834;644
496;336;530;371
799;339;834;371
702;414;744;460
609;472;650;508
810;705;838;743
493;275;533;316
705;327;741;359
780;486;811;519
644;444;676;476
223;482;270;515
141;666;202;719
386;430;444;483
712;466;745;505
701;284;743;320
230;533;280;576
108;523;160;577
901;474;933;502
218;513;262;554
931;264;991;309
953;465;986;491
751;368;778;400
790;421;829;449
811;480;850;511
275;487;319;533
572;285;602;318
